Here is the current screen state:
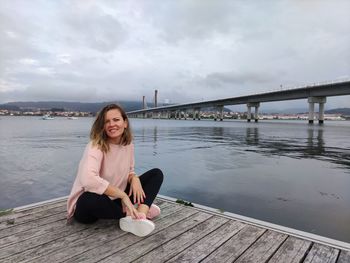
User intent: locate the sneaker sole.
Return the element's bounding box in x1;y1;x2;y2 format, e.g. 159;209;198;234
119;217;155;237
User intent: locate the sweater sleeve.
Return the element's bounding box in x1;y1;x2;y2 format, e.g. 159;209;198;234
129;143;136;175
78;143;109;194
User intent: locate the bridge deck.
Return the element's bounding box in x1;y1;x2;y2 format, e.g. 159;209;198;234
0;197;349;263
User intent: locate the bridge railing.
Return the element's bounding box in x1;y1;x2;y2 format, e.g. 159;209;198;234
260;77;350;96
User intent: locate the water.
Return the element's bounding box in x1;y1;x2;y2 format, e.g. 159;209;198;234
0;116;349;242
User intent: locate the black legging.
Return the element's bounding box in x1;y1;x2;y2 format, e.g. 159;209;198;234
74;168;163;224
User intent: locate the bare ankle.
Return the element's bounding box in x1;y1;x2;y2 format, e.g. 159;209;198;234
137;204;150;215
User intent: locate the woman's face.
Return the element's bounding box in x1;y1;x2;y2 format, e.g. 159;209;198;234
104;109;128;144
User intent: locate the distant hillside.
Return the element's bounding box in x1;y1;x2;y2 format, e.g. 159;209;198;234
325;108;350;115
0;101;149;113
0;101;231;113
0;104;20;111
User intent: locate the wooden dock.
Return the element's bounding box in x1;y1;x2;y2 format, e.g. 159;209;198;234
0;196;349;263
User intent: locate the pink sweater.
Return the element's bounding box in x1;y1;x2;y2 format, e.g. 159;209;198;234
67;142;135;219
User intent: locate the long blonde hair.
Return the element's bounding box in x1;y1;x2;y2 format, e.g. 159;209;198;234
90;104;133;152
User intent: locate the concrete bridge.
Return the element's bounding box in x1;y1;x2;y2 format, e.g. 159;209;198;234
127;79;350;124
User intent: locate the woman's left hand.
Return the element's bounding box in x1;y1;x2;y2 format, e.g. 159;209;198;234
128;176;146;204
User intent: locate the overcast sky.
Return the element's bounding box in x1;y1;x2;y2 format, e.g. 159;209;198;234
0;0;349;109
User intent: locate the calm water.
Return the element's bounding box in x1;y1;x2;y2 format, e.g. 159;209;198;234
0;116;350;242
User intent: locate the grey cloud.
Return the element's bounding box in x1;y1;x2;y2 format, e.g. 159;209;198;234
144;0;238;42
0;12;45;70
62;6;127;52
204;71;274;86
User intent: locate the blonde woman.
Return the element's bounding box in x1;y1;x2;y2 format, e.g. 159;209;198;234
67;104;163;237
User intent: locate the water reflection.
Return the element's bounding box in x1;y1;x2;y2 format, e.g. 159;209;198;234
245;126;349;168
306;128;325;155
244;126;326;156
153;126;158;143
136;122;350;170
246;127;259;145
138;126;158;156
153;126;158;156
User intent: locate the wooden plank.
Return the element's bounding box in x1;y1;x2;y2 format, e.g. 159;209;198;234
235;230;288;263
0;199;66;222
337;250;350;263
166;219;247;263
268;236;311;263
0;216;67;250
201;224;266;263
303;243;339;263
134;215;229;263
29;206;196;263
2;201;176;263
0;211;65;240
3;221;117;263
99;212;213;263
0;204;66;231
0;220;89;260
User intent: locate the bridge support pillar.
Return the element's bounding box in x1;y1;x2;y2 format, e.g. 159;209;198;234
219;106;224;121
308;97;326;124
319;102;325;124
247;102;260;122
214;105;224;121
254;106;259;122
247;106;251;122
194;108;201;120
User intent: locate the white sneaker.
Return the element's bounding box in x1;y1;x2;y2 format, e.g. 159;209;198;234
119;216;155;237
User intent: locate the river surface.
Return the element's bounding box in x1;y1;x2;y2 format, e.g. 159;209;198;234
0;116;349;242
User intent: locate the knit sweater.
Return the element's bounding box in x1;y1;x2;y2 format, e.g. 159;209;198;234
67;142;135;219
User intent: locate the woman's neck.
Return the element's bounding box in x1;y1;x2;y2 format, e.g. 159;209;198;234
108;138;121;145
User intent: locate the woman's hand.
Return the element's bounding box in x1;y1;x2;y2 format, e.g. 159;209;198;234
128;176;146;205
121;194;139;219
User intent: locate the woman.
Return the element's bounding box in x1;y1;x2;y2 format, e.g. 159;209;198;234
67;104;163;237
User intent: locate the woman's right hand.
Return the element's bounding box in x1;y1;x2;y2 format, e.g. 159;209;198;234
121;194;139;219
